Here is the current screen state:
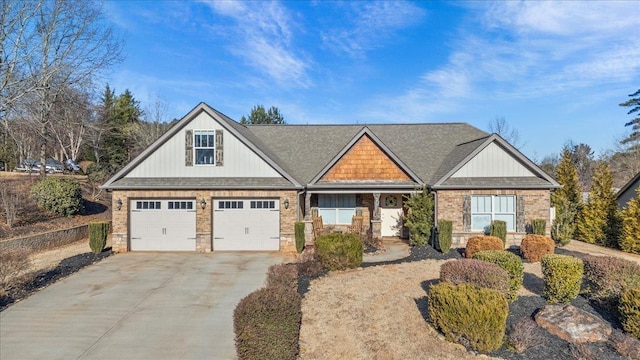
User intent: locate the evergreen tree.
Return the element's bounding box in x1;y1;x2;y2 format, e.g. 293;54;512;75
403;187;434;246
240;105;285;124
577;163;620;246
101;89;142;170
620;189;640;254
551;149;582;243
619;88;640;153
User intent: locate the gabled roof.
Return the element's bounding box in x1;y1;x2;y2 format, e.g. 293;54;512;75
431;134;560;189
617;171;640;200
308;127;422;185
102;103;302;189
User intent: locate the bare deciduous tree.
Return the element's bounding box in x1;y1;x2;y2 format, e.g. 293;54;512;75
488;116;525;149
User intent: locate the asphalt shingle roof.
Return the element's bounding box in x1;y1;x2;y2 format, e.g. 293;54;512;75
108;177;295;189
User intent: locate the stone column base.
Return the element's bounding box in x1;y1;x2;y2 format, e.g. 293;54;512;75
370;220;382;241
304;220;314;246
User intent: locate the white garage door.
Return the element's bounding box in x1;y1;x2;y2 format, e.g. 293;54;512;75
213;199;280;251
130;200;196;251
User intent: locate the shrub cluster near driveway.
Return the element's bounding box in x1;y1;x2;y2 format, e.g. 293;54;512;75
233;263;302;360
314;233;363;271
473;250;523;302
428;282;508;353
541;254;583;303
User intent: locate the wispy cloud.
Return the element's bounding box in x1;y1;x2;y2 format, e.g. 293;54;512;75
201;1;311;88
369;1;640;120
321;1;426;58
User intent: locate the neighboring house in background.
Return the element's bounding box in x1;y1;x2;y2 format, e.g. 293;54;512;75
617;172;640;208
102;103;560;252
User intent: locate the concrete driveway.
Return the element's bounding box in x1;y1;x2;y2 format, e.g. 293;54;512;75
0;252;290;360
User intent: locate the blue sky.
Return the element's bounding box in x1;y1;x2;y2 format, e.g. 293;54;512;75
103;1;640;161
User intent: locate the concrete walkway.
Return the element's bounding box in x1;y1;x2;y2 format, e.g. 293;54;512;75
363;238;410;263
561;240;640;264
0;252;290;360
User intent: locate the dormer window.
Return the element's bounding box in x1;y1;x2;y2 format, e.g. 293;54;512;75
194;130;215;165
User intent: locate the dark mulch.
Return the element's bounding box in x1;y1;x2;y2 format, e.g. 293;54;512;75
0;249;112;312
362;243;462;268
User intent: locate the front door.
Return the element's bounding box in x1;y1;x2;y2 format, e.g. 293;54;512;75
380;194;403;237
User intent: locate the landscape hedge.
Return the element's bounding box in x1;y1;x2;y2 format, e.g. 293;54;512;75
315;233;363;271
437;220;453;253
489;220;507;246
619;287;640;339
583;255;640;311
541;254;583;303
520;234;554;262
234;286;301;360
266;263;299;291
473;250;524;302
440;259;510;297
88;221;109;254
294;222;305;253
465;236;503;258
428;283;508;353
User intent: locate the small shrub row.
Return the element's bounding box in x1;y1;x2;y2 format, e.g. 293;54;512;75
30;177;83;216
583;255;640;311
438;220;452;253
619;287;640;340
440;259;510;297
428;282;508;353
315;233;363;271
473;250;523;302
89;221;110;254
266;263;299;291
520;234;554;262
465;236;503;259
541;254;583;304
489;220;507;246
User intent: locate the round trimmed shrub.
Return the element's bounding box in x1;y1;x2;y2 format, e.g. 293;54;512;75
520;234;554;262
428;283;508;353
541;254;583;304
619;287;640;339
315;233;363;271
30;177;83;216
440;259;510;297
234;286;301;360
465;236;503;258
473;250;524;302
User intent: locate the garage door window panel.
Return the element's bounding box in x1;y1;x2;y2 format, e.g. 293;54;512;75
136;201;161;210
194;130;215;165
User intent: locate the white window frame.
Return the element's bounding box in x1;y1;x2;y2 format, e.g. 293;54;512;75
471;195;516;232
318;194;356;225
194;130;215;165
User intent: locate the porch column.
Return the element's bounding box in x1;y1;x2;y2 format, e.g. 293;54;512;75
304;191;311;220
373;192;381;220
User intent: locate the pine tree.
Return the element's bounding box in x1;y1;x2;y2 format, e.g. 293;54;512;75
577;163;620;246
101;89;142;169
619;88;640;153
620;189;640;254
551;149;582;243
240;105;286;124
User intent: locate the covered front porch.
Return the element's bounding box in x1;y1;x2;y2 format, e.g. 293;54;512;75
300;187;413;244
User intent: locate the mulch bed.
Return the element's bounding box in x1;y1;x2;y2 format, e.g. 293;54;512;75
0;250;112;312
362;243;462;268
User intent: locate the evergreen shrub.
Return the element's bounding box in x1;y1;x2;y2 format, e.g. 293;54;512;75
314;233;363;271
620;287;640;339
30;177;83;216
541;254;583;303
620;190;640;254
490;220;507;246
88;221;109;254
473;250;523;302
465;236;503;258
532;219;546;235
266;263;299;291
440;259;510;297
520;234;554;262
437;220;453;253
428;283;508;353
294;222;305;253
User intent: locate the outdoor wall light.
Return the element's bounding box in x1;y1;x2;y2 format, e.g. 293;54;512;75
200;198;207;209
115;198;122;211
284;198;290;209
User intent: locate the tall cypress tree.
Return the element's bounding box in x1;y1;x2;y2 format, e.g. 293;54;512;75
551;149;582;243
577;163;620;246
620;189;640;254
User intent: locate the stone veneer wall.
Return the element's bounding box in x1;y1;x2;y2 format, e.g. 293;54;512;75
111;189;298;253
436;189;551;248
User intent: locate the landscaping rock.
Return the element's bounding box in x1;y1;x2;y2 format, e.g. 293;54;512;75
534;304;612;343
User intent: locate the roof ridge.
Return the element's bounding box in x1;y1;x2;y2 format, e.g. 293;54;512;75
245;122;473;127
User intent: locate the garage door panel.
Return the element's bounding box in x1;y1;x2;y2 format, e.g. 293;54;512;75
130;200;196;251
213;199;280;251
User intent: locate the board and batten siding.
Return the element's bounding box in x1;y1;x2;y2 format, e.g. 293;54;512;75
126;111;282;178
452;142;535;178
